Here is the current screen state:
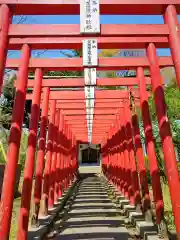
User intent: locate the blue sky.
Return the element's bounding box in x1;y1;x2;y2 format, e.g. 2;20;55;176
8;14;180;59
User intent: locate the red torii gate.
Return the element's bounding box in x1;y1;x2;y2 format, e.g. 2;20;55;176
0;1;179;240
26;88;143;139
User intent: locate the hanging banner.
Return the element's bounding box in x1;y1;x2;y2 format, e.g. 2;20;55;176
80;0;100;34
84;68;97;85
83;39;98;66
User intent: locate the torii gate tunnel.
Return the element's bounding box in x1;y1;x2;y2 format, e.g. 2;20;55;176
0;1;180;239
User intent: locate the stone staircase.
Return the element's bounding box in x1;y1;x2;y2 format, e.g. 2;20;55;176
29;168;171;240
51;174;130;240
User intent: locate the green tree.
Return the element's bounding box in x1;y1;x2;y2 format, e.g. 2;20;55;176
146;77;180;181
0;74;31;129
148;77;180;125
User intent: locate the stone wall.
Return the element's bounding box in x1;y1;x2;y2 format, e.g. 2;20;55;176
0;164;21;197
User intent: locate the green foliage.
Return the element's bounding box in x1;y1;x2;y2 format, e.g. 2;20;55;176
18;131;28;171
145;77;180;183
0;75;16;128
0;75;31;129
148;77;180;123
148;77;180;143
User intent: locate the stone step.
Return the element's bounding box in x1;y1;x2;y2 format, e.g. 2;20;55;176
75;194;108;198
136;221;158;237
57;226;129;240
72;202;115;208
78;188;105;190
74;198;111;203
79;186;104;190
68;208;120;217
77;191;108;195
65;216;124;223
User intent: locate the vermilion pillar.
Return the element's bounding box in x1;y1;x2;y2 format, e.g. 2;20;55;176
49;109;60;207
0;44;30;240
0;4;11;94
55;110;62;203
42;100;56;214
33;87;50;225
48;100;57;209
69;130;73;184
117;118;125;193
138;66;164;224
147;43;180;234
131;112;151;215
124;100;141;207
17;68;43;240
63;123;68;190
120;108;131;200
164;5;180;88
58;112;64;198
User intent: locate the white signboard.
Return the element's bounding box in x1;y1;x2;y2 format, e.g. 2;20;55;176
80;0;100;34
84;68;97;85
88;135;92;143
86;107;94;115
83;39;98;66
86;99;95;108
86;115;93;120
85;86;95;99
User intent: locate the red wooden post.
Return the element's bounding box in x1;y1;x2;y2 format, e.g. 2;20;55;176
55;110;61;203
131;111;151;215
0;4;11;94
48;101;57;209
51;109;60;205
147;43;180;233
42;100;56;214
64;123;68;190
113;123;118;188
72;136;76;179
109;128;113;184
66;126;70;187
117;117;125;193
69;130;73;184
108;127;112;184
120;107;131;199
124;100;141;207
58;112;64;198
61;122;66;193
138;66;164;224
74;136;78;180
0;44;30;240
66;127;70;186
116;114;122;192
114;122;118;187
164;5;180;88
17;68;43;240
74;137;78;179
114;122;119;189
33;87;50;225
70;134;74;182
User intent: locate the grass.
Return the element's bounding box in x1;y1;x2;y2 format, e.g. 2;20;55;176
9;175;35;239
162;182;176;232
10;197;21;240
9;175;23;240
149;180;176;232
